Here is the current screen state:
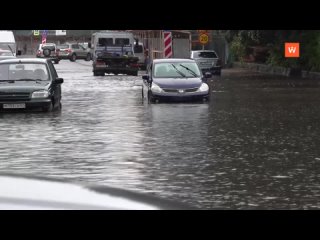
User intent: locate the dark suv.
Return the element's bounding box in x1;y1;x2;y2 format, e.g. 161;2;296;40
0;58;63;112
36;43;60;64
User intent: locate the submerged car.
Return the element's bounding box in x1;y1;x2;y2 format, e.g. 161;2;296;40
0;58;63;112
142;59;211;103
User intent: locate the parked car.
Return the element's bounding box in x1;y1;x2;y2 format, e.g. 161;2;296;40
0;49;15;61
142;59;211;103
191;50;222;75
57;43;91;62
36;43;60;64
0;58;63;112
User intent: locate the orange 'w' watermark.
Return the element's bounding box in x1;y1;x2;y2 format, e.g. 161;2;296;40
285;43;300;58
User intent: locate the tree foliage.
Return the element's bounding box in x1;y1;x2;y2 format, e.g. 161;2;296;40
225;30;320;71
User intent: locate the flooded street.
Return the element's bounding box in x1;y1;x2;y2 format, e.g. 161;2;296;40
1;60;320;209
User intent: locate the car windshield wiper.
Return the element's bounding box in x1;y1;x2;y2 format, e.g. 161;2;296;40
16;79;43;83
179;64;198;77
0;79;15;83
171;64;186;77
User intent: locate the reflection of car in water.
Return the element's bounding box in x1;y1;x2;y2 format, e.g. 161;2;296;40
0;173;192;209
142;59;211;103
0;58;63;112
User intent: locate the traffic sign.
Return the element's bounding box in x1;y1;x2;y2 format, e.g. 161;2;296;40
199;33;209;44
42;30;48;37
33;30;40;36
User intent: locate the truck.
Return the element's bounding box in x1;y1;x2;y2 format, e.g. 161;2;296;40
0;31;16;56
90;31;139;76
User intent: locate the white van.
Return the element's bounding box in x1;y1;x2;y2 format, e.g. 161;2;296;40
0;31;16;56
133;40;146;70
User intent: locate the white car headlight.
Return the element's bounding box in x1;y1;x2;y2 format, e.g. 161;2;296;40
198;83;209;92
32;90;49;98
151;83;162;93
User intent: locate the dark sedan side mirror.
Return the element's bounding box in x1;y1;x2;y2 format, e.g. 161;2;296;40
142;75;149;81
204;72;212;79
54;78;64;84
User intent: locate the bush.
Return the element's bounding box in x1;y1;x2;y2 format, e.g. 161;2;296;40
230;36;246;62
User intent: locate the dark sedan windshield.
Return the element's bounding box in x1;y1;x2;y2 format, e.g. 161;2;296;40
0;63;50;81
153;62;201;78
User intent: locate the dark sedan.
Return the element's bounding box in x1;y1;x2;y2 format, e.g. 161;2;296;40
142;59;211;103
0;58;63;112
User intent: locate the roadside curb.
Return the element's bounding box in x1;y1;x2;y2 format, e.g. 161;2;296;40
232;62;320;80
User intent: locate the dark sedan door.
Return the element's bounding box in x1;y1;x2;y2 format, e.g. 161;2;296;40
48;61;62;107
142;63;153;100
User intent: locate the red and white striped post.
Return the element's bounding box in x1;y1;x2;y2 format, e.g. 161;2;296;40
41;36;47;44
163;31;173;58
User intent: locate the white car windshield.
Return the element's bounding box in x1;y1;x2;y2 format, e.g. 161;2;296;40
0;63;50;81
153;62;201;78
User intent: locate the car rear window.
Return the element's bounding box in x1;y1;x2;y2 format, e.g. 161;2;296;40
42;45;56;51
193;51;217;58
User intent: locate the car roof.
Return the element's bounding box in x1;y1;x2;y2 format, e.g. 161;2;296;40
0;58;49;64
153;58;195;63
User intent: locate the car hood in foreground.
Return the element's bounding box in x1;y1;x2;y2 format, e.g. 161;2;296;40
0;173;194;210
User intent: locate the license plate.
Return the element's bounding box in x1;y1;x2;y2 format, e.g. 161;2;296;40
3;103;26;109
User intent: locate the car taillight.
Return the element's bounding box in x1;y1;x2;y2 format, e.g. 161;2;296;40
66;49;72;53
130;63;139;68
96;60;105;65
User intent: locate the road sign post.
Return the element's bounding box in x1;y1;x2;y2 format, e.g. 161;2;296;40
199;33;209;50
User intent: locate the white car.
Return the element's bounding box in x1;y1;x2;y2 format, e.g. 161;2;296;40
191;50;222;75
36;43;60;64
